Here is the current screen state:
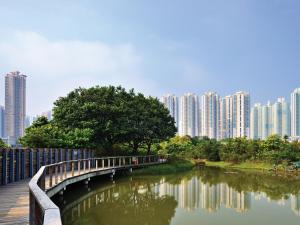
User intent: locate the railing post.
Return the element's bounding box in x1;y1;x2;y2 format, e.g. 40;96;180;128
2;149;7;185
119;157;121;167
96;159;98;170
78;161;81;175
72;161;75;177
9;149;14;183
49;167;53;188
83;159;86;173
60;164;63;181
64;162;67;179
102;159;104;169
108;158;110;168
55;165;58;184
88;159;91;171
113;158;115;167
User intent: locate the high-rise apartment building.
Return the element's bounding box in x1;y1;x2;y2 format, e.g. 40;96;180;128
250;103;262;140
0;106;5;138
291;88;300;138
261;102;273;140
232;91;250;138
179;93;200;137
273;98;291;138
201;92;219;139
219;96;233;139
161;94;179;128
5;71;27;145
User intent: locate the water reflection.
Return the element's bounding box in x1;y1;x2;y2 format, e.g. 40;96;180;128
156;178;251;213
56;168;300;225
291;195;300;216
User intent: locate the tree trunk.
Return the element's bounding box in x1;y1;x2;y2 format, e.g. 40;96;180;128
147;143;151;155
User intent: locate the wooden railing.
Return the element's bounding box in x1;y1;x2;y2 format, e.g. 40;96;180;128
29;155;166;225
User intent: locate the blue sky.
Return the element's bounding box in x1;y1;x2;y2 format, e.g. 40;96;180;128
0;0;299;115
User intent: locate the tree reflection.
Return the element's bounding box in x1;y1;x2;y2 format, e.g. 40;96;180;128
196;167;300;200
62;179;177;225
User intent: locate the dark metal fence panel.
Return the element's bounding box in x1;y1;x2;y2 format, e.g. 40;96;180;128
0;148;94;186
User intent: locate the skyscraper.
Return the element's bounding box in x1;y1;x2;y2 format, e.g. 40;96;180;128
179;93;200;137
0;106;5;138
250;103;263;140
291;88;300;138
201;92;219;139
161;94;179;129
219;95;233;139
232;91;250;138
5;71;27;145
273;98;291;138
262;101;273;140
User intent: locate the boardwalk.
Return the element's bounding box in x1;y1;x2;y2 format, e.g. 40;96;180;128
0;180;29;225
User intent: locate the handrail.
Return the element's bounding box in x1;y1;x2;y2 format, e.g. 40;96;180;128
29;155;166;225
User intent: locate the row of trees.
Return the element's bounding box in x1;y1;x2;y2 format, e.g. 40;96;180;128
158;135;300;163
20;86;177;155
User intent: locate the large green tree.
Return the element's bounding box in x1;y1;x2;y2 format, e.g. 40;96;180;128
51;86;176;153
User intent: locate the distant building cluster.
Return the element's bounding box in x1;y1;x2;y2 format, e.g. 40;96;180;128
161;88;300;140
161;91;250;140
0;71;52;146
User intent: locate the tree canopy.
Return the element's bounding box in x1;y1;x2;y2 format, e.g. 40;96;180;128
0;138;7;148
21;86;176;155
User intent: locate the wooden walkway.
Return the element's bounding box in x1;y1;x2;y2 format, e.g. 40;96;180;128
0;180;29;225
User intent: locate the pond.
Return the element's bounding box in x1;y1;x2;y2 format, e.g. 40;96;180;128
54;167;300;225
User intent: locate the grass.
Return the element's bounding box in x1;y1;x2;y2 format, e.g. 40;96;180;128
133;158;194;175
205;160;274;171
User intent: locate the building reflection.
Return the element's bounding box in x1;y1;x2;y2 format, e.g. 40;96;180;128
154;177;251;213
58;175;300;224
291;194;300;216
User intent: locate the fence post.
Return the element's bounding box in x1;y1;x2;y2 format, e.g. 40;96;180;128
66;149;70;170
29;149;33;177
9;149;14;183
2;149;7;185
59;148;63;162
55;149;58;163
15;149;20;181
49;148;53;165
21;149;25;179
43;149;46;166
36;149;40;171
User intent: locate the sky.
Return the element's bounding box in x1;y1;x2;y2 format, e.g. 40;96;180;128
0;0;299;115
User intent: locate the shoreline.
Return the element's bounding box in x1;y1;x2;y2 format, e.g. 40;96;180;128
205;160;300;177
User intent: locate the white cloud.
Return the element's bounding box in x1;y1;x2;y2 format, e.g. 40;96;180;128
0;31;159;115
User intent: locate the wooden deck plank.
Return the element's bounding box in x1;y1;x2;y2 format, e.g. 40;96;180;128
0;180;29;225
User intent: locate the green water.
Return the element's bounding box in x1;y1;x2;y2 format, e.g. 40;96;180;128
55;167;300;225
